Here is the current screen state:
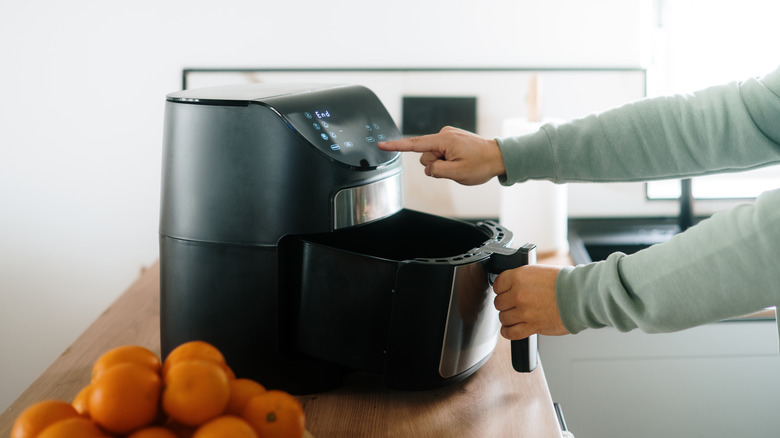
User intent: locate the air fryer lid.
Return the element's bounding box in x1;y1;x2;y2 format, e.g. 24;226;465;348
167;83;400;169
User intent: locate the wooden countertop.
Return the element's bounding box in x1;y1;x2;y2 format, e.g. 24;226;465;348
0;256;568;437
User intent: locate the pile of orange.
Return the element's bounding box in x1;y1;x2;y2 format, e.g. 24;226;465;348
11;341;307;438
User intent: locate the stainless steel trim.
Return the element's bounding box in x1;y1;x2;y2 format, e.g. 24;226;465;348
333;173;403;229
438;261;501;379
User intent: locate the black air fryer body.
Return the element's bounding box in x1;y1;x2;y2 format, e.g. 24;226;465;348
160;83;536;394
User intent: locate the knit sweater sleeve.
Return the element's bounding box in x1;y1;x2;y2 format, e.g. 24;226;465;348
496;66;780;184
557;189;780;334
494;66;780;333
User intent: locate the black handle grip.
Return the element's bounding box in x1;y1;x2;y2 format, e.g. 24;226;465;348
488;243;538;373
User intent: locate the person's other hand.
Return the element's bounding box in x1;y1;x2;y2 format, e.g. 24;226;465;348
377;126;506;186
492;265;570;339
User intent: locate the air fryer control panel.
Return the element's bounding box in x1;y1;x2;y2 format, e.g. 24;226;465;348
263;85;401;169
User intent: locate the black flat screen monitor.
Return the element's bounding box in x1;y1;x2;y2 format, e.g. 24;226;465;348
401;96;477;136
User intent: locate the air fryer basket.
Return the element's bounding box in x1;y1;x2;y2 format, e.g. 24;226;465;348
278;208;514;389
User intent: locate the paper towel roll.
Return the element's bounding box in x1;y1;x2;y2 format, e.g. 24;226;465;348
500;119;568;255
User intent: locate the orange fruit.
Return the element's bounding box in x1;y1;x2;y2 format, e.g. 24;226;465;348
162;341;228;379
37;417;107;438
225;378;266;416
89;362;162;435
192;416;258;438
92;344;161;381
162;360;230;427
71;384;92;416
242;390;305;438
222;363;237;380
127;426;180;438
10;399;81;438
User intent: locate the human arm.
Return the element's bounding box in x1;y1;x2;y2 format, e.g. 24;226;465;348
558;189;780;334
490;189;780;340
381;69;780;187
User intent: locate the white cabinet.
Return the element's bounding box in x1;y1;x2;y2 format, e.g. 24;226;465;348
540;319;780;437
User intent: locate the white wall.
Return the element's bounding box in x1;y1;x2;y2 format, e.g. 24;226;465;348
0;0;645;411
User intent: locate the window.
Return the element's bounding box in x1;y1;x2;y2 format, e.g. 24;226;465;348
645;0;780;202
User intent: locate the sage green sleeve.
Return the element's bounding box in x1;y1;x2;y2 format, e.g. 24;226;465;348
494;66;780;334
497;67;780;184
557;189;780;334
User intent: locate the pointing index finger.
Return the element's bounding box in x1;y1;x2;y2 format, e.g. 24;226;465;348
377;134;442;154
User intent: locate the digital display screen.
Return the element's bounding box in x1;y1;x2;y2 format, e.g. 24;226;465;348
264;85;401;169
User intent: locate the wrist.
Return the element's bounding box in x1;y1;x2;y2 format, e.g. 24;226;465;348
489;139;506;177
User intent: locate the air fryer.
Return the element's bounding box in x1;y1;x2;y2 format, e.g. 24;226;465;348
159;83;537;394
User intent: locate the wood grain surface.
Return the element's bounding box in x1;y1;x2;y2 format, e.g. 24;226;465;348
0;260;564;437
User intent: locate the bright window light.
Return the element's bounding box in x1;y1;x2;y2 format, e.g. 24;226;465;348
646;0;780;201
647;167;780;200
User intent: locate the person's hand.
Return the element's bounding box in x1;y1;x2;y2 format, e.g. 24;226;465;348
492;265;570;339
377;126;506;186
